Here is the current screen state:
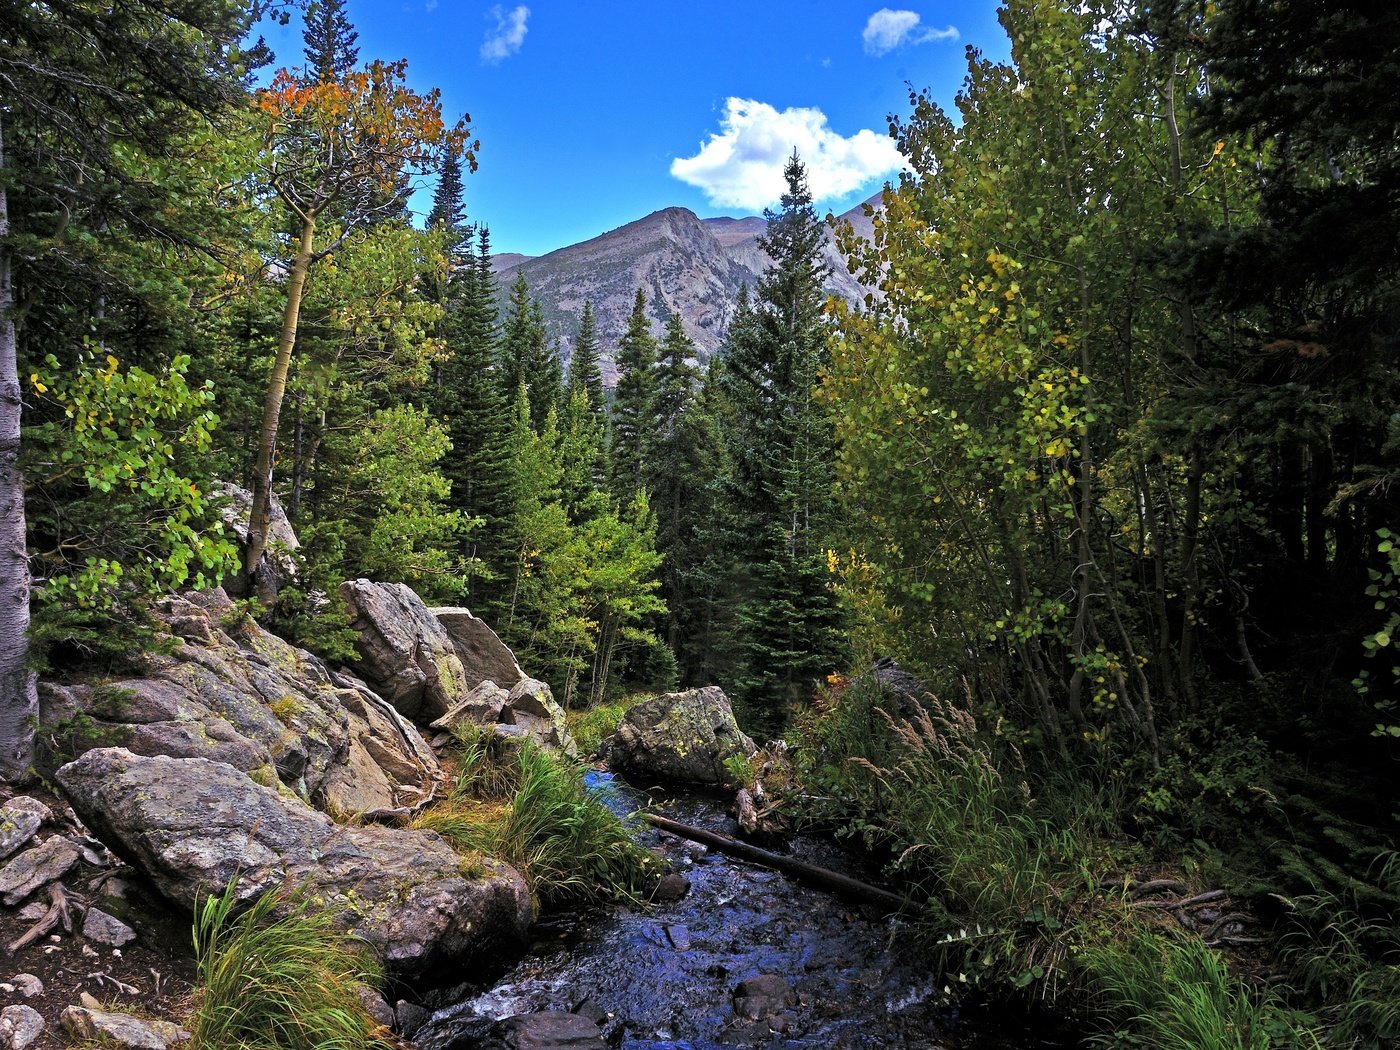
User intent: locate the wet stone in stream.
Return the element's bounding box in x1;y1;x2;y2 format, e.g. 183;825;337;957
413;775;1070;1050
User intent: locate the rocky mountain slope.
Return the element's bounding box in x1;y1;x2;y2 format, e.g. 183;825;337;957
494;194;883;372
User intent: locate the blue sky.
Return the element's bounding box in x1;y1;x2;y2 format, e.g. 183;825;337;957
252;2;1009;258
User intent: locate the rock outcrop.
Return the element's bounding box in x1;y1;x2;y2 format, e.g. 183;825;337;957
605;687;756;786
339;580;471;723
37;590;439;817
55;749;533;980
430;607;524;690
432;677;575;756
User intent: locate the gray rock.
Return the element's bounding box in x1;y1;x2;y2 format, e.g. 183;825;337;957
16;901;46;921
56;748;532;980
430;679;512;732
499;679;576;756
606;686;756;786
339;580;472;723
431;607;525;689
36;588;440;816
0;807;42;863
59;1006;190;1050
0;1005;44;1050
2;797;53;823
356;986;395;1029
83;906;137;947
9;974;43;998
216;483;300;605
479;1011;606;1049
395;1000;430;1039
0;837;81;905
732;974;796;1020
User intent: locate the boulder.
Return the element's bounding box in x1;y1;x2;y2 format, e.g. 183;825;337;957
732;974;797;1020
431;678;576;756
37;588;440;817
339;580;471;723
605;686;756;786
56;748;532;980
430;607;525;689
215;483;300;606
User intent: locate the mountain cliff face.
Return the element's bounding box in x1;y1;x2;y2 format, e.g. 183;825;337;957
493;194;882;371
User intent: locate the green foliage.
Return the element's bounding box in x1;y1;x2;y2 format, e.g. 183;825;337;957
609;288;658;500
1083;932;1278;1050
565;693;649;759
1357;529;1400;738
417;728;656;906
190;880;389;1050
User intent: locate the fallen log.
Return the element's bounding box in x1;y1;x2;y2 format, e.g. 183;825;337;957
641;813;913;913
734;789;760;838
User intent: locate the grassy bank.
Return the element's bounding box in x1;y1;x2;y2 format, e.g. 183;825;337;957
786;675;1400;1048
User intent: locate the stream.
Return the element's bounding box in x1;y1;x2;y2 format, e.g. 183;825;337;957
414;772;1074;1050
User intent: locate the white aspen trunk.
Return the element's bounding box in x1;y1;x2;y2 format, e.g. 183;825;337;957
0;117;38;781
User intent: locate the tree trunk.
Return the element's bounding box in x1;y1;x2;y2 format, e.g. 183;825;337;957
0;117;38;781
244;215;317;587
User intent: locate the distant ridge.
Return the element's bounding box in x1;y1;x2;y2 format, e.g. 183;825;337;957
492;193;883;375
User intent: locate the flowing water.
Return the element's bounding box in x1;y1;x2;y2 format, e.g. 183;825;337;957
414;772;1073;1049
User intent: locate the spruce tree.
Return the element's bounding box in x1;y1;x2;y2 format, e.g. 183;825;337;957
439;227;511;601
498;273;560;432
609;288;658;500
566;300;607;418
302;0;359;83
716;154;846;732
647;313;704;661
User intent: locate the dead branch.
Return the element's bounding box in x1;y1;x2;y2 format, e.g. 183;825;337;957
642;813;912;913
7;882;73;953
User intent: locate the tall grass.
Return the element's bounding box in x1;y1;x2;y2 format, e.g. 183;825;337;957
1083;933;1279;1050
566;692;652;758
415;726;656;907
189;881;389;1050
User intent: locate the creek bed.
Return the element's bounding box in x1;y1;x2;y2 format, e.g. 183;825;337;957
414;772;1072;1049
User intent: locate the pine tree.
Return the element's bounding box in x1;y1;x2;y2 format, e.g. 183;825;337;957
302;0;359;83
427;145;467;244
498;273;560;432
647;312;704;662
716;154;845;733
609;288;658;500
566;300;606;418
439;227;511;600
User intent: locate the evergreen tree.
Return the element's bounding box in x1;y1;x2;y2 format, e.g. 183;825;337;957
426;145;467;244
647;313;704;662
498;273;560;432
302;0;359;83
566;300;607;418
609;288;658;500
716;154;846;732
439;227;511;601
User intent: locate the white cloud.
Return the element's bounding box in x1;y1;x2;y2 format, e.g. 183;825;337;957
481;5;529;64
862;8;958;56
670;98;904;211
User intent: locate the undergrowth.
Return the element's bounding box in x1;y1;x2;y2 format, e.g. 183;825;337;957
565;692;651;758
414;725;657;907
189;880;389;1050
788;672;1400;1047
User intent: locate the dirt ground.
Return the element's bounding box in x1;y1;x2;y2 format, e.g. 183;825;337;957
1;784;199;1050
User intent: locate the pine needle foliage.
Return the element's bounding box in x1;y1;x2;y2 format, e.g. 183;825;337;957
189;881;389;1050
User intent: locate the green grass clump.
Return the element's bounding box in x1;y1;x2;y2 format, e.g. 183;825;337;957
566;692;652;758
189;881;390;1050
1083;932;1280;1050
415;726;656;907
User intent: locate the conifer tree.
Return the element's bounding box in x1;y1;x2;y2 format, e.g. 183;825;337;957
498;273;560;431
647;313;704;660
566;300;607;418
716;154;845;732
302;0;359;83
610;288;658;500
